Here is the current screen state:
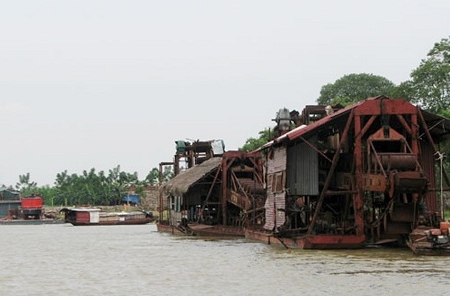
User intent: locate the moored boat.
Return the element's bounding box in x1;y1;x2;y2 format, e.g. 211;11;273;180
156;98;450;254
60;207;156;226
407;222;450;256
156;219;245;237
245;228;365;249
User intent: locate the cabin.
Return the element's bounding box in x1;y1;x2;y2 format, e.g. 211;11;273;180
60;207;154;226
60;208;102;224
0;187;21;219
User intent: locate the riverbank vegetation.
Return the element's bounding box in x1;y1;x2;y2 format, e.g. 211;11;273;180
10;165;173;207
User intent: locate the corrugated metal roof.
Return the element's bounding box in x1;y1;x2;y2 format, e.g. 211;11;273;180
256;96;450;151
421;110;450;140
163;157;222;196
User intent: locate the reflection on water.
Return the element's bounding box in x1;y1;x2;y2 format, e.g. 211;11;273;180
1;224;449;296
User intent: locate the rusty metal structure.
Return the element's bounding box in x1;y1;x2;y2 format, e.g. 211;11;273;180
246;96;450;251
157;140;265;236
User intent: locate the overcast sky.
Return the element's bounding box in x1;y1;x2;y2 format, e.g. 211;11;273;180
1;1;449;187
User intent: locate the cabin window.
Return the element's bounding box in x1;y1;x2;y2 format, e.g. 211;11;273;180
271;171;285;193
172;196;182;212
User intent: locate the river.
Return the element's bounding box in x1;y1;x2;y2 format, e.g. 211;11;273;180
0;223;449;296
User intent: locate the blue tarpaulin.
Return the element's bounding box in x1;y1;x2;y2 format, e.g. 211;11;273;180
121;195;140;205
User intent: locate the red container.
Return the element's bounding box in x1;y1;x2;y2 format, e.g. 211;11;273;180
21;197;43;209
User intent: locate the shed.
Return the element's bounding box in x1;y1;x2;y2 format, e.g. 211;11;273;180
163;157;222;196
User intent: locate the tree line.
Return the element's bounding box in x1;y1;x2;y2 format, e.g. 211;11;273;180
10;166;173;207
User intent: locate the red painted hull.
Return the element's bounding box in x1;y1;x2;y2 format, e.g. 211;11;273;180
245;229;365;249
70;217;155;226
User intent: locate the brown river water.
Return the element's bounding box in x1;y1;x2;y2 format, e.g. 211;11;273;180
1;223;449;296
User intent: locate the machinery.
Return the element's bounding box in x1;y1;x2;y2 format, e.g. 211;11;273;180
249;96;450;251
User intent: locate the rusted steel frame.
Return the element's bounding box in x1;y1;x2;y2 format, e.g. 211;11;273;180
359;115;377;174
231;170;251;200
201;162;222;217
252;157;264;184
368;141;388;178
396;114;412;136
242;152;264;187
159;161;174;219
248;154;264;185
401;137;425;174
231;171;239;191
410;113;419;156
298;135;332;163
417;109;450;189
224;151;264;185
307;110;355;236
355;115;376;140
231;170;255;223
221;157;236;225
366;198;395;238
353;113;365;236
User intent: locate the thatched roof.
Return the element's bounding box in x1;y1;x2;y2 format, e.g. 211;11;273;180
163;157;222;196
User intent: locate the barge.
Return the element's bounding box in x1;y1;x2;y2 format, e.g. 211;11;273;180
61;208;156;226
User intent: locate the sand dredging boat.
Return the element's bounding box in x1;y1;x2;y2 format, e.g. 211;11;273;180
156;97;450;255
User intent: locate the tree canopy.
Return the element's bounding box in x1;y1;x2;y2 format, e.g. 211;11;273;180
9;165;173;207
239;129;273;152
398;36;450;114
316;73;397;106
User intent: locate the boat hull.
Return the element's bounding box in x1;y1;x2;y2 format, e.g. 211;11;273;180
245;229;365;249
157;222;245;237
70;217;155;226
407;226;450;256
61;208;156;226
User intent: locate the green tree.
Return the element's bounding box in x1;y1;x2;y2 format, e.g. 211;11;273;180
240;128;273;151
317;73;396;106
161;166;174;182
15;173;37;196
404;36;450;114
33;185;58;207
145;168;160;185
144;166;174;185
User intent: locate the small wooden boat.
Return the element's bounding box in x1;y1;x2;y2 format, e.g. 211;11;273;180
60;208;156;226
407;223;450;256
